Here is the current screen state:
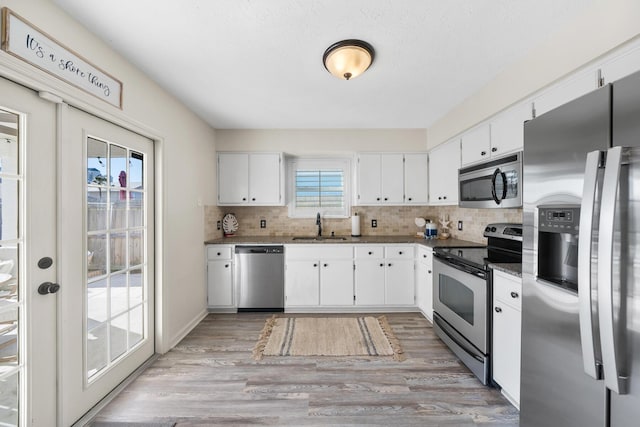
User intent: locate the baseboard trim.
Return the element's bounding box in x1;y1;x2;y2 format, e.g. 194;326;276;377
284;306;420;314
166;308;208;351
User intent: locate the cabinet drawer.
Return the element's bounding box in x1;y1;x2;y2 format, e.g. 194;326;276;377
385;245;414;259
354;245;383;259
493;270;522;310
286;244;353;260
207;245;233;260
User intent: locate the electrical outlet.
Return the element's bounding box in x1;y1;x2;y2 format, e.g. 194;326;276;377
371;219;377;228
458;220;463;231
260;219;267;228
216;220;221;230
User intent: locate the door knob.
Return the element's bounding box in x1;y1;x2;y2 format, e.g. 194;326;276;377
38;282;60;295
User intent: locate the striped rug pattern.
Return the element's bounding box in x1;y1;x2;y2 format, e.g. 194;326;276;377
253;316;405;361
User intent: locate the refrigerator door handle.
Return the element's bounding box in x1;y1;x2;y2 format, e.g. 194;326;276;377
597;146;628;394
578;150;602;380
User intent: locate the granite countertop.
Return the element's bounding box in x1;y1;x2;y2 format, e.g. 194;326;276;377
204;235;483;248
490;263;522;278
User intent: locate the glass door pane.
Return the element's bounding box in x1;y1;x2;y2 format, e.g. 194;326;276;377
86;138;148;381
0;108;21;426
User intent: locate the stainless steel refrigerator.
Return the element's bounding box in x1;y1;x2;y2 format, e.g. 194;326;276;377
521;69;640;426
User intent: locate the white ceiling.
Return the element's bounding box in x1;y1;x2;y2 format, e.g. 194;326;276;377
53;0;595;129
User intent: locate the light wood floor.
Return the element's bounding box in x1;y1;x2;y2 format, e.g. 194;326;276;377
91;312;520;426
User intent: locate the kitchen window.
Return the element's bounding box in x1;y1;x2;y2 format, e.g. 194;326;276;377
288;158;351;218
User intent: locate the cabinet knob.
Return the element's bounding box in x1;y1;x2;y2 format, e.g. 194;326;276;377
384;197;388;201
423;254;427;258
323;263;328;267
242;197;247;201
217;252;221;256
510;292;519;299
428;270;432;274
492;147;497;152
313;263;318;267
438;196;442;200
225;264;229;268
388;263;392;267
376;197;381;201
380;263;384;267
443;196;447;200
481;151;487;156
368;251;373;255
251;198;256;201
495;306;502;313
399;251;403;255
408;197;412;201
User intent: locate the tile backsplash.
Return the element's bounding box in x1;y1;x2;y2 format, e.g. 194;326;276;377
205;205;522;244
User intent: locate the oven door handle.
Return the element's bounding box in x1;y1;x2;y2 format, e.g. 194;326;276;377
436;256;486;278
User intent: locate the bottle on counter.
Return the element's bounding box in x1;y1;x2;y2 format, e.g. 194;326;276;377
425;220;438;239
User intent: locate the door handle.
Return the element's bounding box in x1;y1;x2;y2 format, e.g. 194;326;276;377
578;150;603;380
491;168;501;204
598;146;628;394
38;282;60;295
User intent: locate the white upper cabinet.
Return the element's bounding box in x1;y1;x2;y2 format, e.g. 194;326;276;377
460;124;491;166
217;152;284;206
490;101;532;158
404;153;429;204
533;68;598;117
429;139;460;205
356;153;405;205
600;45;640;84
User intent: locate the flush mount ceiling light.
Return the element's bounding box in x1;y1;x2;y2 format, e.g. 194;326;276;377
323;39;375;81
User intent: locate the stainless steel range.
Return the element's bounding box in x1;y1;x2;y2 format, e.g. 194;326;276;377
432;223;522;385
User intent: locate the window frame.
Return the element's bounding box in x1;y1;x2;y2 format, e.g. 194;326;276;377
287;157;352;219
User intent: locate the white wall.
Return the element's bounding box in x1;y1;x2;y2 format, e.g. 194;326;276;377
428;0;640;148
216;129;428;155
0;0;217;351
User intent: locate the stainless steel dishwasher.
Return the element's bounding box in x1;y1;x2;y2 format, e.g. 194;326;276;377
235;246;285;311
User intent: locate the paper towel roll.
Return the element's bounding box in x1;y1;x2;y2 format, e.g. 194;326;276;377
351;213;361;237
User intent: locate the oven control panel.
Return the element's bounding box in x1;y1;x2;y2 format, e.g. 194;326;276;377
538;206;580;234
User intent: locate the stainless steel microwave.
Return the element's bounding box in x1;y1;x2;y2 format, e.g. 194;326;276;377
458;152;522;208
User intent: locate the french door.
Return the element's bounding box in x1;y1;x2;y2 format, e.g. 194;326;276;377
0;77;58;425
59;105;155;426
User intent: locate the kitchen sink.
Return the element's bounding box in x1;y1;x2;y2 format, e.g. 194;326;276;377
291;236;348;241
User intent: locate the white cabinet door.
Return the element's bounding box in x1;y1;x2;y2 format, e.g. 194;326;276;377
320;259;354;306
207;260;234;307
380;154;405;204
534;68;598;117
492;270;522;408
218;153;249;204
404;153;429;204
357;153;382;204
600;45;640;84
415;247;433;320
492;300;521;407
490;102;531;157
385;259;415;305
460;124;491;166
354;259;386;305
248;153;282;205
429;139;460;205
285;260;320;306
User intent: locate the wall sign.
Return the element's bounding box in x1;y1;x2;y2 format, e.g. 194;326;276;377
1;8;123;108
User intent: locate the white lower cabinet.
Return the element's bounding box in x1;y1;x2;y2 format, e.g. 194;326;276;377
492;269;522;409
285;245;353;308
415;246;433;321
285;260;320;306
206;245;235;309
354;245;415;306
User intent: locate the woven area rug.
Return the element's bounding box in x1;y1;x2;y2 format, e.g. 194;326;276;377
253;315;405;361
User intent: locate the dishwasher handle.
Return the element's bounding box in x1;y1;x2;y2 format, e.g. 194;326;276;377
235;245;284;255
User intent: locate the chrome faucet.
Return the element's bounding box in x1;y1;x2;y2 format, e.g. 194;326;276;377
316;212;322;237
